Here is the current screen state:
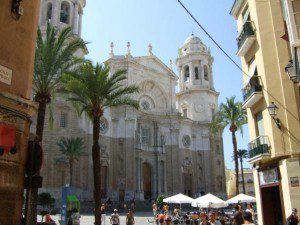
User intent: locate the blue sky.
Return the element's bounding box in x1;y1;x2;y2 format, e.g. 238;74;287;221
81;0;250;169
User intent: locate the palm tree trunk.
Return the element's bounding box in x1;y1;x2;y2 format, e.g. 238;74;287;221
92;116;101;225
70;159;73;187
232;131;239;195
26;101;47;225
240;157;246;194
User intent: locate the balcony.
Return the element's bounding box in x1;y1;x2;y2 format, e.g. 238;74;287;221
248;136;271;164
242;76;263;109
237;21;256;57
135;144;165;154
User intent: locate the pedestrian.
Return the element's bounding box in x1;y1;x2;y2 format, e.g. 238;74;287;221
101;204;106;225
287;208;299;225
200;212;210;225
110;209;120;225
192;211;199;224
152;201;158;217
184;212;191;225
71;208;81;225
131;200;135;212
233;205;244;225
217;211;226;225
165;213;172;225
163;204;169;213
126;209;135;225
45;212;56;225
157;211;165;225
245;204;254;222
242;211;254;225
209;212;222;225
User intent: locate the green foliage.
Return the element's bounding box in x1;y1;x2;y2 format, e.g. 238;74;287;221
210;96;247;134
61;61;140;119
156;195;165;207
33;22;86;125
38;192;55;207
57;137;85;162
237;149;248;159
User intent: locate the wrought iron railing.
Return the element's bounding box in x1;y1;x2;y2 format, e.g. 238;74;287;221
242;76;262;101
248;136;270;158
237;21;255;50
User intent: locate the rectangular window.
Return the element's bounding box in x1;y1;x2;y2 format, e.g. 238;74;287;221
60;112;67;128
183;109;187;118
255;111;264;136
195;67;199;80
292;0;300;38
141;127;151;145
242;6;250;24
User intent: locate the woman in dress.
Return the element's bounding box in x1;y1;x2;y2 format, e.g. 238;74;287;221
126;209;135;225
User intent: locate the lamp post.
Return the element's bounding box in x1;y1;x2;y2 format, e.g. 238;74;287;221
285;60;299;83
267;102;281;129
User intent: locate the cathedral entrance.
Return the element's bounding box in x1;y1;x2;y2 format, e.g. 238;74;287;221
143;162;152;200
101;166;108;198
183;173;192;197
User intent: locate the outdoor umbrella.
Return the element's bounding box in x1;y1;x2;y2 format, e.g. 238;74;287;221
163;193;194;212
191;193;227;208
163;193;194;204
226;193;256;204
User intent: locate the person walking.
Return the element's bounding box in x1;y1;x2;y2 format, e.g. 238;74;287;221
199;212;210;225
287;208;299;225
126;209;135;225
233;205;244;225
45;212;56;225
245;204;254;222
71;208;81;225
242;212;254;225
209;212;222;225
101;204;106;225
110;209;120;225
152;201;158;217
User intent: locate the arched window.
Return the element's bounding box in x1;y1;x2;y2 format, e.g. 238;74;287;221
60;2;70;24
46;3;52;20
204;65;209;81
184;66;190;82
195;67;199;80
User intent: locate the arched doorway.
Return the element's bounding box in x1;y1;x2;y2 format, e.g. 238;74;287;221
143;162;152;200
183;173;192;197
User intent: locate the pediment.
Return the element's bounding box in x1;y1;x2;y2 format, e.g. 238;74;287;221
134;56;177;78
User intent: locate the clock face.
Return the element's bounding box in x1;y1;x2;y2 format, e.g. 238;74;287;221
194;103;205;113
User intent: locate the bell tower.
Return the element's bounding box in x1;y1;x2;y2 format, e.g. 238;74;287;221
176;35;219;122
38;0;86;37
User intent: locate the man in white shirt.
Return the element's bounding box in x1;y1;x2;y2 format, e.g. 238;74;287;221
110;209;120;225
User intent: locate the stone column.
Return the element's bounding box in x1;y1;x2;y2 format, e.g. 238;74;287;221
189;62;195;84
52;0;60;26
78;12;83;37
73;4;79;34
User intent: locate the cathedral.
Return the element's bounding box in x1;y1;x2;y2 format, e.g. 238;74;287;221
36;0;226;202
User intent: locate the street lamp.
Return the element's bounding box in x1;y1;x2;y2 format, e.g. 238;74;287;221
267;102;281;129
285;60;299;83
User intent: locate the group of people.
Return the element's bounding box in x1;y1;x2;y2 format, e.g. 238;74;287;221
151;202;256;225
100;204;135;225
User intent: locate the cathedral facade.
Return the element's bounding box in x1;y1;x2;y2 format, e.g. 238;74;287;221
36;0;226;202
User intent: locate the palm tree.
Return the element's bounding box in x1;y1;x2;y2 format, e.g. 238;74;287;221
61;61;139;225
210;96;247;195
237;149;248;194
26;23;86;225
57;137;85;186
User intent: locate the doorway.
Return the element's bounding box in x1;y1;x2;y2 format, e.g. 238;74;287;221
143;162;152;200
183;173;192;197
261;185;284;225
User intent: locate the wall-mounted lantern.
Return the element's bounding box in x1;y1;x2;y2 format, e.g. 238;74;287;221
267;102;281;129
285;60;299;83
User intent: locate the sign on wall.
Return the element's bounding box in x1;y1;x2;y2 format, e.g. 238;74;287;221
290;176;299;187
259;167;279;186
0;64;12;85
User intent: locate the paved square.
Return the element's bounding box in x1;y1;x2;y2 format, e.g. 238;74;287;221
38;212;154;225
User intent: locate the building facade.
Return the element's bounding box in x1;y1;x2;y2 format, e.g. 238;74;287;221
231;0;300;225
226;169;255;199
0;1;40;224
35;0;226;202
